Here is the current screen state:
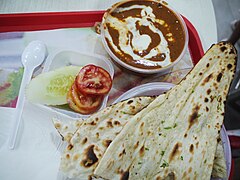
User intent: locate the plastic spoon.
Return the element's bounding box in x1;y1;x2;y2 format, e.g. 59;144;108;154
8;40;47;150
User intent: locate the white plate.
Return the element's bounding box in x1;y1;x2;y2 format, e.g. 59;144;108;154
113;82;175;104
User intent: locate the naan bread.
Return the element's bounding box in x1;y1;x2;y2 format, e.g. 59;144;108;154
54;98;227;179
212;139;227;178
60;96;156;179
94;42;236;179
53;118;83;143
55;97;228;178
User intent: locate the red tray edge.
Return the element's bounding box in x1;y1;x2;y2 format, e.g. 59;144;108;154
0;11;204;64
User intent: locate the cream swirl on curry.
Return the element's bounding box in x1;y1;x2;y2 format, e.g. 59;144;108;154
102;0;186;69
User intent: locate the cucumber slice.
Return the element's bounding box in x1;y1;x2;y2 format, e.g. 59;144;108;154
26;66;82;105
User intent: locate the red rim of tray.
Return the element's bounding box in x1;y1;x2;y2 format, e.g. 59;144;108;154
0;11;204;65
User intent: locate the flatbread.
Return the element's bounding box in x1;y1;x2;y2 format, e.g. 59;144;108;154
212;139;227;178
94;42;236;179
53;118;83;143
59;96;156;179
55;100;227;179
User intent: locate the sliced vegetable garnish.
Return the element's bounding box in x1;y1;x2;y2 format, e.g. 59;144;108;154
75;64;112;95
26;66;82;105
70;83;103;114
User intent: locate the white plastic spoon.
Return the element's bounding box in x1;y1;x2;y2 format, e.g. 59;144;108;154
8;40;47;150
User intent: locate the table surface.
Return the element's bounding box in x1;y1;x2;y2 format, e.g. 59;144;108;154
0;1;219;180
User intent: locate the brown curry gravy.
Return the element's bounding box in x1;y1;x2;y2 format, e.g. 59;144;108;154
104;0;186;69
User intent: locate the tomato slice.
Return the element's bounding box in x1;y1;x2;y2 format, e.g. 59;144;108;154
67;83;103;114
71;83;103;111
75;64;112;95
66;86;83;113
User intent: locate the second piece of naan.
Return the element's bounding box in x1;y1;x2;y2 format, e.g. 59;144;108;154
94;42;236;179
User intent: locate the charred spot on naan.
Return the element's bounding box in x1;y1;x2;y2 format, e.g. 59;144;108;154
95;132;100;138
209;95;215;103
127;100;133;104
118;149;126;158
229;47;236;54
107;120;114;128
139;145;145;157
189;144;194;154
81;145;99;168
88;121;97;126
115;167;130;180
188;105;201;130
164;172;176;180
67;144;74;150
82;137;88;144
204;97;209;103
113;120;121;126
65;153;70;159
220;46;227;52
169;143;182;162
120;170;129;180
201;73;213;86
217;96;222;103
206;89;211;95
134;141;139;149
102;139;112;148
216;72;223;82
215;122;221;129
196;142;199;149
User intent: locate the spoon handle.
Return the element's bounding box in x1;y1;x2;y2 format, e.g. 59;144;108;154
8;67;34;150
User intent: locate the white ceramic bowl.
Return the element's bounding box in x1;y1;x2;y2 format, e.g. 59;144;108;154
41;49;114;119
101;0;189;75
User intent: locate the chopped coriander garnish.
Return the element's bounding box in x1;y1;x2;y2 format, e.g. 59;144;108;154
160;160;169;168
204;159;207;163
173;123;177;128
145;147;149;151
197;114;201;118
180;156;183;160
161;120;165;124
161;151;165;156
217;103;222;111
192;90;195;93
138;162;142;165
121;111;127;114
164;126;172;130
